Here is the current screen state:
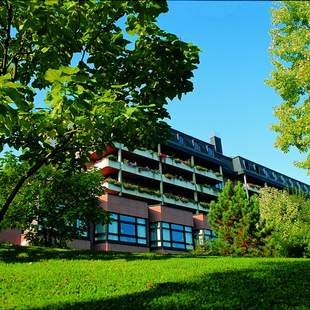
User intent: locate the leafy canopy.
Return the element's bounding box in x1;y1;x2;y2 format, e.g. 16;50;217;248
0;0;200;221
267;1;310;172
259;187;310;257
0;153;108;247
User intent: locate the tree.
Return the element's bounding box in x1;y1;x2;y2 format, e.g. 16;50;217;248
209;180;261;255
0;0;200;223
267;1;310;172
259;187;310;257
0;153;108;247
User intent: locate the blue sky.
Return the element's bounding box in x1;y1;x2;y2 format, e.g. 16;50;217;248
158;1;309;184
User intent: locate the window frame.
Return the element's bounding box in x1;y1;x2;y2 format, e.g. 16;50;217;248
94;212;148;247
150;222;193;251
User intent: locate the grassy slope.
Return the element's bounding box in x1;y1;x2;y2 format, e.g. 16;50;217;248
0;245;309;309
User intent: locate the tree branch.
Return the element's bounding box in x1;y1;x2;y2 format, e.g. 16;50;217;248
0;133;74;224
2;0;12;75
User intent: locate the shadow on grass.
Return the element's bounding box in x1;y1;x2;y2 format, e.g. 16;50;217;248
30;260;310;310
0;243;197;263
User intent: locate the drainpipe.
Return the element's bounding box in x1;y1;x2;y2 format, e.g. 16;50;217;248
158;144;164;205
118;145;122;196
191;155;199;214
243;174;249;199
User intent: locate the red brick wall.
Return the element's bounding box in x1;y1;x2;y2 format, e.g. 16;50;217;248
148;205;193;226
193;214;211;230
0;229;22;245
99;194;148;218
95;242;149;253
68;239;91;250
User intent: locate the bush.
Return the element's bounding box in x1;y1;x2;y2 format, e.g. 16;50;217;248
192;239;231;256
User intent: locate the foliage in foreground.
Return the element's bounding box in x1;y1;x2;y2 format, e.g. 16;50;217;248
0;244;309;309
208;181;262;256
0;0;200;224
259;187;310;258
0;153;108;247
207;181;310;257
267;1;310;172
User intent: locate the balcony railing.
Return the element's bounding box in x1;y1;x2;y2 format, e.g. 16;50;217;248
103;180;209;211
95;158;161;181
245;184;261;193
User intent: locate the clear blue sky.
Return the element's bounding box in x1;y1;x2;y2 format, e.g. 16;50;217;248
158;0;309;185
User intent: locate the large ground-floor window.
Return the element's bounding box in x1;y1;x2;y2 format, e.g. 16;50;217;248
150;222;193;250
95;213;147;246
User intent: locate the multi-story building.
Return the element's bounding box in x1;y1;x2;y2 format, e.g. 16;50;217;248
1;128;309;252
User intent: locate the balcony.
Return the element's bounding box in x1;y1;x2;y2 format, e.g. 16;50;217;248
95;158;161;182
103;181;161;202
194;166;223;182
114;143;159;161
196;184;219;197
245;184;261;193
162;174;195;191
163;194;198;211
103;180;208;211
161;156;193;172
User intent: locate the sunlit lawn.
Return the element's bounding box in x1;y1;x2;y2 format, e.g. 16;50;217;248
0;244;309;309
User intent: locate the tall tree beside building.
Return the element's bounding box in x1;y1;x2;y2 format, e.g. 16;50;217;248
0;0;200;223
0;153;108;247
209;181;261;255
267;1;310;173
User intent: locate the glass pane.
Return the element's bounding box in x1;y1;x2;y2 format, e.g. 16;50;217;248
137;225;146;238
163;242;171;247
172;231;184;242
110;213;118;220
95;234;106;242
151;241;158;247
185;233;193;244
150;229;157;241
120;236;136;243
137;238;147;244
120;223;135;236
95;224;104;234
108;234;118;241
137;218;146;224
108;221;118;234
120;215;135;223
162;222;170;229
80;230;88;238
172;243;185;249
171;224;183;231
205;230;212;236
150;223;159;229
185;226;192;232
186;244;193;250
162;229;170;241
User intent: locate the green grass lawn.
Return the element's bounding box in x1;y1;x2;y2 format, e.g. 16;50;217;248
0;245;309;309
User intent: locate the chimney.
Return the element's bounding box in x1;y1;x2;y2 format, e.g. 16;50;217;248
210;136;223;154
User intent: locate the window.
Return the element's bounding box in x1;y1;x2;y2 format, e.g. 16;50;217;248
76;219;89;238
196;229;216;245
177;134;184;145
150;222;193;250
95;213;147;246
192;140;201;151
207;146;214;157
